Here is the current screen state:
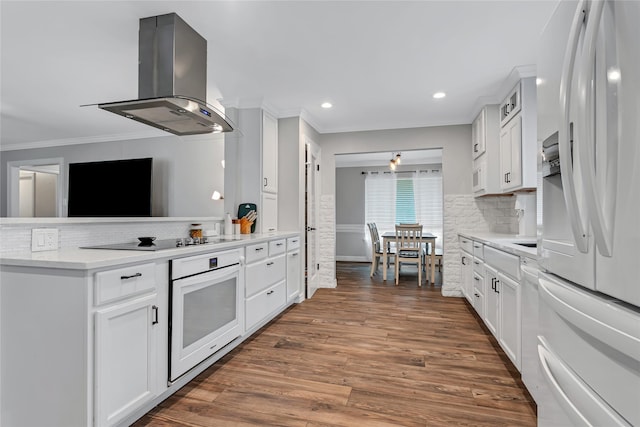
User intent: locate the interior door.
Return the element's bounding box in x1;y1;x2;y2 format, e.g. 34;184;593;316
305;139;320;298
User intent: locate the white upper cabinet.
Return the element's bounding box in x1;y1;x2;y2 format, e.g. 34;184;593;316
499;82;522;127
262;111;278;194
471;104;500;196
500;115;523;191
497;77;537;193
471;108;487;159
235;108;279;233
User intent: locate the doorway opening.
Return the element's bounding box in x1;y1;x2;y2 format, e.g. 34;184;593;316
7;158;64;217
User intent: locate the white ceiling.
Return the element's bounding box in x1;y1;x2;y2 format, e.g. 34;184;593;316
0;1;558;150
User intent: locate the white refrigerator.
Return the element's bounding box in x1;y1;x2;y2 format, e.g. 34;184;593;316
537;0;640;425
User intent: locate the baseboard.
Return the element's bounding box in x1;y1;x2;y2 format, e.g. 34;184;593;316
336;256;368;262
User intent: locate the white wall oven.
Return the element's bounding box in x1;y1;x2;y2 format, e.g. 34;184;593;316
169;248;244;383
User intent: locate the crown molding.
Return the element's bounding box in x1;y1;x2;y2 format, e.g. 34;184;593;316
0;130;170;152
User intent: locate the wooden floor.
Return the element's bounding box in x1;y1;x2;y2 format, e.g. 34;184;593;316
134;262;536;427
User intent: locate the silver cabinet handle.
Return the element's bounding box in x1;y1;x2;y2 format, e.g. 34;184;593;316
120;272;142;280
264;177;268;187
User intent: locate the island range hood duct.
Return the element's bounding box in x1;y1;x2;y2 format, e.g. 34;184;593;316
98;13;233;135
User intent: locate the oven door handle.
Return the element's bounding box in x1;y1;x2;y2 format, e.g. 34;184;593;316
171;264;241;291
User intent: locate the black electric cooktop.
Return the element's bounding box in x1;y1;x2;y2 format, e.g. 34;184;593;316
81;236;245;251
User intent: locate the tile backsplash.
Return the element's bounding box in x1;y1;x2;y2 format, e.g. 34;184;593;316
0;219;222;254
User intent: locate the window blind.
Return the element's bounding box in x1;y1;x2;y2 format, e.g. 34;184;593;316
365;170;443;249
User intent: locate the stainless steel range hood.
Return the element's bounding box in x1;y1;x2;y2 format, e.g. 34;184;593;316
98;13;233;135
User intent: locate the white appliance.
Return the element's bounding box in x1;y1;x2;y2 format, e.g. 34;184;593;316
169;248;244;382
537;1;640;425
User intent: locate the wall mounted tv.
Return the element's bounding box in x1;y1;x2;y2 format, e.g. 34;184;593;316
67;157;153;217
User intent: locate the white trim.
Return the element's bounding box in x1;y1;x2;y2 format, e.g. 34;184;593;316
0;216;223;226
0;131;167;152
7;157;65;218
335;224;365;233
336;256;368;262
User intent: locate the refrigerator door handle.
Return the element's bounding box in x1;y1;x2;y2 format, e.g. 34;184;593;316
539;273;640;361
537;339;631;427
559;0;590;253
576;0;614;257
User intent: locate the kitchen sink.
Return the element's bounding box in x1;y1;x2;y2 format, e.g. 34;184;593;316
514;242;536;248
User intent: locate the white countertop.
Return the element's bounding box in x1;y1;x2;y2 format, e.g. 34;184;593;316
0;232;299;271
458;232;537;259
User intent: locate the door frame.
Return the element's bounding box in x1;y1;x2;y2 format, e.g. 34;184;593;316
6;157;64;217
305;137;320;298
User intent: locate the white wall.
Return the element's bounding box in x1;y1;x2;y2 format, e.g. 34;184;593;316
1;134;226;218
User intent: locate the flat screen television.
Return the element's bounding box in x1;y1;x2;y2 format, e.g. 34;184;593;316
67;157;153;217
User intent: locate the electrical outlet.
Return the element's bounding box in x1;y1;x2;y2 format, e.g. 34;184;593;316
31;228;59;252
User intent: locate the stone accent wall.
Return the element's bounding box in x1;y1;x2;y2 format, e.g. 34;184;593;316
318;194;337;288
442;194;518;296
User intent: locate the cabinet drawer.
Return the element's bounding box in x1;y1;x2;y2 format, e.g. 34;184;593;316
473;258;484;275
95;263;156;306
459;236;473;253
245;254;286;297
287;236;300;251
473;242;484;260
245;242;268;264
484;246;520;280
269;239;286;256
245;281;286;331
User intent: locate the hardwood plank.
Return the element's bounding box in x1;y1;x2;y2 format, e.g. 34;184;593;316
132;262;535;426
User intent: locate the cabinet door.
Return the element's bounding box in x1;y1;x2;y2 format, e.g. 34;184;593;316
472;272;485;318
500;115;523;191
472;108;486;159
261;192;278;233
461;251;473;303
262;111;278;194
499;273;521;370
287;250;301;302
95;294;158;427
484;265;499;336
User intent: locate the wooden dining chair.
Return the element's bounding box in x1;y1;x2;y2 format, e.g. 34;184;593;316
394;224;424;286
367;223;395;277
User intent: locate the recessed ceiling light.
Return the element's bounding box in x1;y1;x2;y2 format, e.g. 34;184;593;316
433;92;446;99
321;102;333;109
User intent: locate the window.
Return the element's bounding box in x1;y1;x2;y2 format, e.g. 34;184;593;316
365;170;443;249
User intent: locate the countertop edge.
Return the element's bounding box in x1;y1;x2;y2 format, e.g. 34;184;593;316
0;232;300;271
458;232;537;259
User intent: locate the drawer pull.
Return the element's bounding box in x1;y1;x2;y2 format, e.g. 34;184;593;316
291;239;298;243
120;272;142;280
255;247;264;252
152;305;159;325
474;261;480;265
267;261;275;266
276;243;284;246
267;290;274;295
474;277;480;281
291;253;298;257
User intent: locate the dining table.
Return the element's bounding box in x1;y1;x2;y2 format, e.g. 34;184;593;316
380;231;438;284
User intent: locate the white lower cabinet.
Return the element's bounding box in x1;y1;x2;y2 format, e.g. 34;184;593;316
498;273;521;370
484;264;500;336
472;272;485;319
287;249;301;302
245;238;287;331
461;250;473;302
95;293;159;427
245;281;286;330
482;246;522;371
